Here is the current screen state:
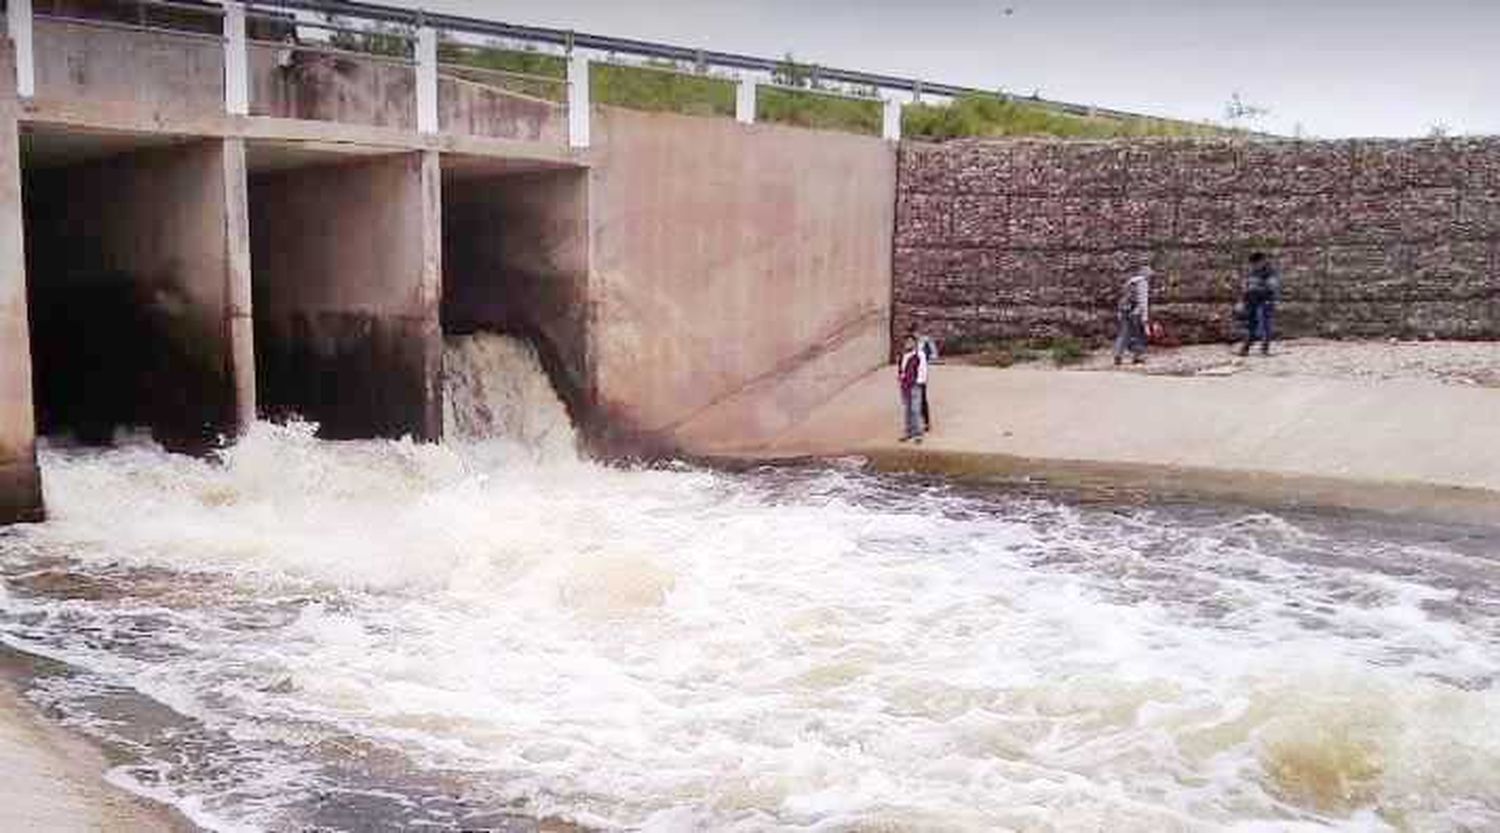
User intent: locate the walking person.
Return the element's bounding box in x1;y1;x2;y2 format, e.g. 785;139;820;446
906;324;938;432
1239;252;1280;356
1113;266;1153;365
897;334;927;443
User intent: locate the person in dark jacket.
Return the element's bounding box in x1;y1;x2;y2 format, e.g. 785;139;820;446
897;334;926;443
1239;252;1281;356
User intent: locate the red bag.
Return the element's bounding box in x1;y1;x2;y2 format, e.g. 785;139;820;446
1147;320;1177;347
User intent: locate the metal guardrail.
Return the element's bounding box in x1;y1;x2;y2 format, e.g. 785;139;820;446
9;0;1201;143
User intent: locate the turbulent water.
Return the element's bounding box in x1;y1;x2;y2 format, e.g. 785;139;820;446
442;334;578;464
1;337;1499;832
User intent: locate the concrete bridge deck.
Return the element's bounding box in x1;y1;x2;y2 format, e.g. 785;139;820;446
720;362;1500;524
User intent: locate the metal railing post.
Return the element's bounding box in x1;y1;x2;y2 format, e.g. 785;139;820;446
882;98;902;141
416;23;439;134
7;0;35;98
568;53;591;148
735;76;756;125
223;1;248;115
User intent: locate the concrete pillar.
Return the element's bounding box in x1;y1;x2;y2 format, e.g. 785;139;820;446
222;138;256;428
223;1;249;115
882;98;902;141
416;26;439;134
735;77;756;125
250;152;443;441
568;54;590;148
6;0;34;99
417;150;443;435
0;43;42;523
22;140;250;454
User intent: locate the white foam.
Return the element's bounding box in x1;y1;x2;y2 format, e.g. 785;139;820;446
3;405;1499;829
442;333;578;464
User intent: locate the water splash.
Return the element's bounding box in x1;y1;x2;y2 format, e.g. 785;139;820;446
442;333;577;464
1;430;1499;831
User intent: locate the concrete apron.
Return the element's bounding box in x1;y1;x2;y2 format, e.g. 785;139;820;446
702;445;1500;527
708;365;1500;527
871;448;1500;526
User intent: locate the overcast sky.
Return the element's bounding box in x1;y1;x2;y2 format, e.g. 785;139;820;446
409;0;1498;138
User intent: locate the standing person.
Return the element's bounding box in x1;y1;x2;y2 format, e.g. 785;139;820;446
907;324;938;432
897;334;927;443
1239;252;1280;356
1113;266;1153;365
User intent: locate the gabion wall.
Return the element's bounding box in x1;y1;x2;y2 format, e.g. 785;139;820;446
893;137;1500;350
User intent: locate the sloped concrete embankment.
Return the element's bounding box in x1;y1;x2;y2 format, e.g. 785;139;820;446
737;364;1500;524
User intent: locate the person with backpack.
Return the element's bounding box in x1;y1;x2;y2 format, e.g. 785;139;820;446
897;334;927;443
906;324;938;432
1239;252;1281;356
1113;266;1153;365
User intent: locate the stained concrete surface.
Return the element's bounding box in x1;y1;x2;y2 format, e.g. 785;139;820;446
0;45;42;522
34;18;225;118
587;106;895;450
23;139;247;452
0;675;191;832
250;151;442;440
747;362;1500;523
35;19;569;145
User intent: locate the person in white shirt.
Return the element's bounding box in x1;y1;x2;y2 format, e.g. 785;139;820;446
1113;266;1153;365
897;334;927;442
906;324;937;431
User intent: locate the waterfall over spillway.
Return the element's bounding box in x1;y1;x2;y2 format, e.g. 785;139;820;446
442;333;577;463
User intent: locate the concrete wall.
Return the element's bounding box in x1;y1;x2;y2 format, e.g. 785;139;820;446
438;76;568;145
249;47;416;131
894;137;1500;348
23;139;251;453
34;19;224;118
249;152;443;440
248;47;567;142
0;45;42;523
442;168;591;418
30;21;567;143
586;107;896;452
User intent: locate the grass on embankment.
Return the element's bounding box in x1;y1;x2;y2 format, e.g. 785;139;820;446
330;18;1220;138
902;94;1225;140
431;43;1216;139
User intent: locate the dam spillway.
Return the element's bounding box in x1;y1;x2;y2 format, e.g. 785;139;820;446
0;9;897;522
1;3;1499;830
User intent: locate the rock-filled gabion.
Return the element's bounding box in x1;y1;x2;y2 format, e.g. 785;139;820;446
893;137;1500;350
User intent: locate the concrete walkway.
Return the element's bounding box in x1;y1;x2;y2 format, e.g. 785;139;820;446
724;363;1500;522
0;680;189;831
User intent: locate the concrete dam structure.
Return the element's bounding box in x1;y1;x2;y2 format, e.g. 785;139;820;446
0;4;896;523
5;7;1500;829
3;1;1496;527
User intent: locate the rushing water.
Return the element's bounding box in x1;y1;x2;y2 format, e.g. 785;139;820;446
1;335;1498;832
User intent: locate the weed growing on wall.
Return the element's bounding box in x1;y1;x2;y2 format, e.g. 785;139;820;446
757;87;883;136
591;61;736;117
438;42;569;102
903;94;1224;141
